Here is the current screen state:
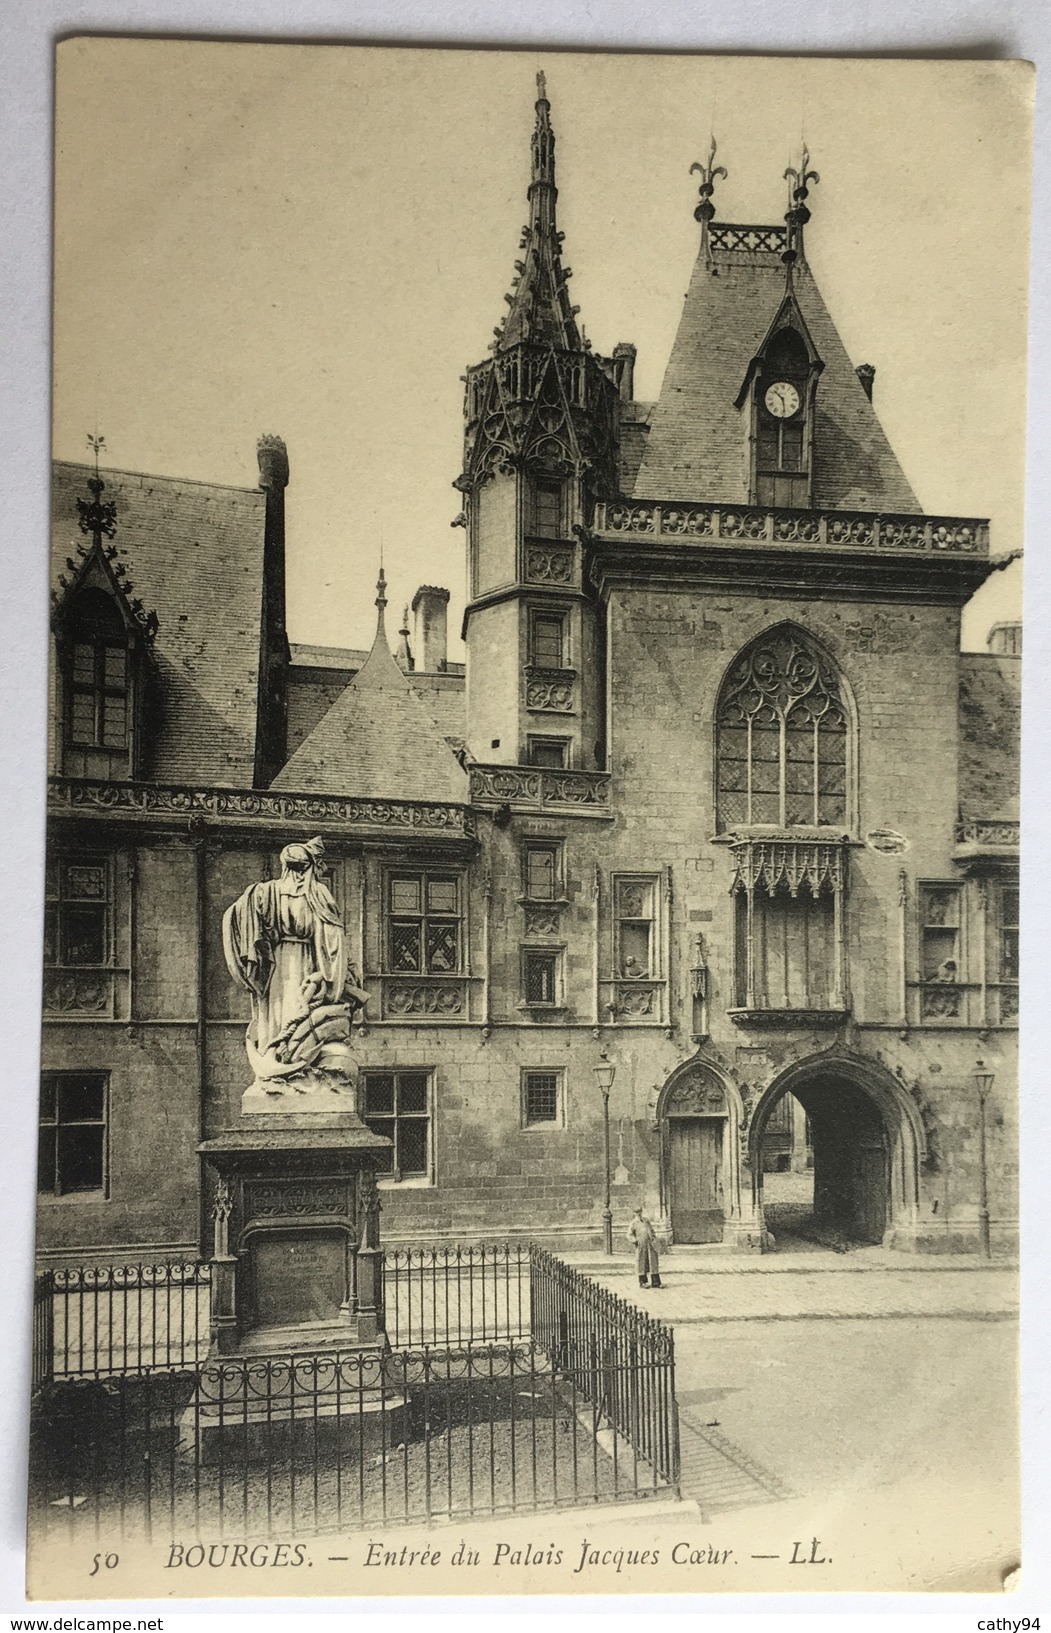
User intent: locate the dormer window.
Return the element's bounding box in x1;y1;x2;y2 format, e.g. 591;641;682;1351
67;590;129;751
752;327;816;509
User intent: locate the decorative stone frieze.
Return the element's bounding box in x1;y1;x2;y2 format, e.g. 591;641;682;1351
48;776;476;838
594;500;988;557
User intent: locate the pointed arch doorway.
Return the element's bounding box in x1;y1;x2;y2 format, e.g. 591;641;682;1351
749;1057;923;1249
658;1064;742;1244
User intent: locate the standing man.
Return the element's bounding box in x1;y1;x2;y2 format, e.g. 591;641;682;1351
627;1207;662;1288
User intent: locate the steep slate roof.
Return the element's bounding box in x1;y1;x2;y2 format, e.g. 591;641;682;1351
958;654;1022;820
632;235;921;512
273;612;469;804
52;461;266;784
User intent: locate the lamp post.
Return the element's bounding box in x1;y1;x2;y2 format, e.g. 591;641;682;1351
594;1059;616;1255
974;1061;994;1259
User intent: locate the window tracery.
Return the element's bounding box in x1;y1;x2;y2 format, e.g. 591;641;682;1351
716;629;849;830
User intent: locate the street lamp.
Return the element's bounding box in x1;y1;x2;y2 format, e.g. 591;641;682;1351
974;1061;994;1259
594;1058;616;1255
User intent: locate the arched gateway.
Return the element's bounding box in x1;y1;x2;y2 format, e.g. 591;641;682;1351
657;1053;924;1250
748;1055;925;1248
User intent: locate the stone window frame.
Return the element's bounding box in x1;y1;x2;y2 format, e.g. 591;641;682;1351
520;945;564;1010
38;1071;109;1199
360;1067;435;1188
914;879;970;1025
612;871;662;982
529;476;565;539
526;734;570;769
528;606;568;670
714;625;854;835
521;1068;566;1130
44;852;113;971
521;837;566;904
383;868;464;977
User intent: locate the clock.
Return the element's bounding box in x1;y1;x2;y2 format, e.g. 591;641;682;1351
764;381;801;419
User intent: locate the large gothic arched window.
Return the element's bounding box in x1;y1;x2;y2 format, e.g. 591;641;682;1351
716;628;849;831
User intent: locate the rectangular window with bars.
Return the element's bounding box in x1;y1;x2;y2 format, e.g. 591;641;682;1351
523;948;560;1006
362;1070;432;1181
386;872;462;974
529;611;566;670
522;1070;564;1127
523;841;562;901
532;480;563;538
615;876;657;978
38;1073;108;1195
44;855;110;968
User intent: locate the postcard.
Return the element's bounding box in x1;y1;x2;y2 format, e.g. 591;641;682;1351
29;38;1031;1598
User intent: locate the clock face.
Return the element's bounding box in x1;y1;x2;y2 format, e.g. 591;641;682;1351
764;380;801;419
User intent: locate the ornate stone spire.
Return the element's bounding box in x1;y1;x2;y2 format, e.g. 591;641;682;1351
374;566;388;638
492;73;582;352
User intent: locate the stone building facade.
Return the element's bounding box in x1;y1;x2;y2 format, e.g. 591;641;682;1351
39;81;1019;1264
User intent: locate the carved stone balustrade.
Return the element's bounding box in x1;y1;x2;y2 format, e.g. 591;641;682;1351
469;764;613;818
592;500;989;558
953;818;1020;865
48;777;477;840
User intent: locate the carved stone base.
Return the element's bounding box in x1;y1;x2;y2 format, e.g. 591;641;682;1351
241;1071;361;1119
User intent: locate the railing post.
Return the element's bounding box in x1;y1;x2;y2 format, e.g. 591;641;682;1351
356;1168;383;1341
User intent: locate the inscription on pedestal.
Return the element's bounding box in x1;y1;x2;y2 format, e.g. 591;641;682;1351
249;1230;346;1328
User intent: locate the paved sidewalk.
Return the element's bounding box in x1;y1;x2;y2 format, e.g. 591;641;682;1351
563;1249;1017;1322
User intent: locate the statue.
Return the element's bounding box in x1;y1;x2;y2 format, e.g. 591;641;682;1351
222;837;367;1090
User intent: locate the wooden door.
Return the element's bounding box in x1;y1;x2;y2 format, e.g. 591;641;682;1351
668;1118;724;1243
851;1133;889;1244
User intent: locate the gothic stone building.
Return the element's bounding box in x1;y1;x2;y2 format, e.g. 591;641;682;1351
40;82;1019;1263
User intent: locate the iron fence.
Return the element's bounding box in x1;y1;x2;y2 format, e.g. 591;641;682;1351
30;1338;668;1543
30;1243;679;1535
36;1262;211;1381
382;1242;530;1349
530;1246;679;1494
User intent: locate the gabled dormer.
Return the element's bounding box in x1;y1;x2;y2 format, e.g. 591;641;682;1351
51;475;157;781
632;146;920;513
737;297;824;508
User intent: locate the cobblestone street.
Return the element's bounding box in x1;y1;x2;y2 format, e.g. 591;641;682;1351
562;1249;1019;1589
566;1249;1018;1323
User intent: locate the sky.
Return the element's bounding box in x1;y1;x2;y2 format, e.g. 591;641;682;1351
52;42;1031;655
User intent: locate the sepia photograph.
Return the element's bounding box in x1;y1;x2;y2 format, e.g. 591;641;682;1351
26;38;1032;1600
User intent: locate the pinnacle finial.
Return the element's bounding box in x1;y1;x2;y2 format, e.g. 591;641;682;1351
782;143;819;273
690;135;728;227
375;566;388;621
87;430;106;477
536;70;547;102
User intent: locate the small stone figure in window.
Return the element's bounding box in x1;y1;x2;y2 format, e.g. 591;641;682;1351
627;1207;662;1288
932;958;958;983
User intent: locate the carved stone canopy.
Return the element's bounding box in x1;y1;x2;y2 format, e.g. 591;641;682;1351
665;1068;728;1118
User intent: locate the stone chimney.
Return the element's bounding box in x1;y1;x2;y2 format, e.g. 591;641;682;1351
855;363;876;402
254;434;290;788
611;342;637;402
412;585;450;673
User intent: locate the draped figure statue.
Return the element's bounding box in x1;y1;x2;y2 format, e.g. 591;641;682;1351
222;837;366;1088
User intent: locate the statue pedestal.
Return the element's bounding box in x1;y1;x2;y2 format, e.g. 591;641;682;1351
198;1085;391;1357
